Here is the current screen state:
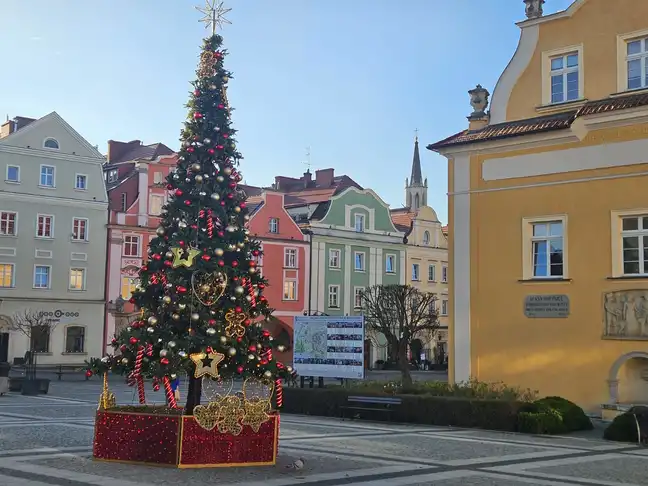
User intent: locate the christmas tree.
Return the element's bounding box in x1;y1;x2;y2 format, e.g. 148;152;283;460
89;6;293;415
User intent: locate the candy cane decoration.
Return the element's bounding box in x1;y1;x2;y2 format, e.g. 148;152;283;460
163;376;177;408
133;346;146;404
246;279;256;307
275;378;283;408
207;209;214;238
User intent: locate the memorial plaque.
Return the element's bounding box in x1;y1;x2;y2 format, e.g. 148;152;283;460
524;294;570;318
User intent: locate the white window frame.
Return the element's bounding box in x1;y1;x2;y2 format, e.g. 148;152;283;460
354;214;365;233
284;248;297;268
522;215;569;280
36;214;54;239
33;264;51;289
153;171;164;184
269;217;279;234
441;299;448;316
428;264;436;282
149;194;164;215
0;263;15;288
354;286;364;309
6;165;20;183
120;192;128;212
617;29;648;92
0;211;17;236
542;45;584;106
411;263;420;281
385;254;396;274
441;265;448;283
329;249;341;269
69;267;86;291
423;231;430;245
354;251;365;272
75;173;88;191
72;217;89;242
39;164;56;188
611;208;648;277
43;138;60;150
107;169;118;183
328;285;340;308
283;279;297;301
123;234;141;257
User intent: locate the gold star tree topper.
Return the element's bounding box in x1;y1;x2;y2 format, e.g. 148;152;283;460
196;0;232;35
190;351;225;379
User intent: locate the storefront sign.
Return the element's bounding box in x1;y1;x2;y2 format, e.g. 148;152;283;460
524;295;570;318
38;310;80;325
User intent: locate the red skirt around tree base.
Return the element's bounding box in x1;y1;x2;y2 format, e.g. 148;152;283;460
93;410;279;468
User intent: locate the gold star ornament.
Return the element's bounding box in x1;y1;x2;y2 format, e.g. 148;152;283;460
190;351;225;379
196;0;232;35
171;247;201;268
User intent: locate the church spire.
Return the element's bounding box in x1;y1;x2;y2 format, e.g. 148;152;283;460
405;130;427;211
410;131;423;186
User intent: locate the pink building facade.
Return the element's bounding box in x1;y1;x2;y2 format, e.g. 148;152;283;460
103;140;176;352
247;191;309;352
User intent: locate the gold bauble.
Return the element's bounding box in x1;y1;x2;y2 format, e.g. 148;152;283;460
228;347;237;356
172;313;181;320
162;296;172;304
214;248;224;257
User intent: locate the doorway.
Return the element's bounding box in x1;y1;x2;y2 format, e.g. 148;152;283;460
0;332;9;363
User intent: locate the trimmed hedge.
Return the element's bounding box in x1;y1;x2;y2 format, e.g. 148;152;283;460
282;387;525;431
517;396;592;435
604;406;648;443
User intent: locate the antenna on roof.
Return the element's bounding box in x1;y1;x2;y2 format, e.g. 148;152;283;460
304;146;312;172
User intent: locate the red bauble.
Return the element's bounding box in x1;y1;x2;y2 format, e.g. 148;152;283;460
244;319;251;326
237;366;244;373
218;260;225;267
164;260;172;267
175;189;183;196
208;149;215;155
206;346;213;353
218;231;224;237
194;112;203;119
194;89;201;96
201;254;211;261
248;345;256;352
237;337;243;343
130;337;138;345
262;330;270;337
208;319;216;326
240;202;247;209
249;261;256;267
231;261;238;267
153;254;161;260
194;135;200;141
120;345;127;352
187;147;195;153
129;298;135;304
166;184;173;190
229;182;236;188
215;51;222;58
177;286;187;293
142;265;148;271
258;283;265;289
220;201;225;206
222;133;229;139
184;200;191;206
235;306;242;313
153;384;160;391
85;370;93;378
252;250;259;256
217;104;224;110
179;241;185;247
216;144;224;150
227;193;234;199
160;358;169;365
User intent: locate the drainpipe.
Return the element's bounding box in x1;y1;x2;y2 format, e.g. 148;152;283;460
306;229;313;315
102;208;110;354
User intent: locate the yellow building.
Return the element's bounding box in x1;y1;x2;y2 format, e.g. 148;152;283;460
429;0;648;414
392;137;449;362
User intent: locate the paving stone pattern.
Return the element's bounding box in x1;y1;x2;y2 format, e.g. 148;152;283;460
0;380;644;485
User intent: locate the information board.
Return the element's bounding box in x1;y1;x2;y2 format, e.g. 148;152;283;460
524;294;570;318
292;315;365;379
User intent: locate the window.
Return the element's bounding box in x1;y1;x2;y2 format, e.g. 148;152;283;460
354;214;365;232
65;326;85;353
153;171;164;184
423;231;430;245
252;245;264;267
107;169;118;183
354;287;364;309
620;215;648;275
412;263;420;281
441;300;448;316
283;279;297;300
123;235;141;257
72;218;88;241
550;52;579;103
36;214;53;238
43;138;59;150
33;265;51;289
0;212;17;236
354;252;365;271
385;254;395;273
328;285;340;308
75;174;87;190
531;221;564;278
428;264;436;282
39;165;55;187
31;325;50;353
121;277;139;299
150;195;164;215
120;193;127;211
627;37;648;90
284;248;297;268
269;218;279;234
442;265;448;283
0;264;14;288
69;268;86;291
329;249;340;268
6;165;19;183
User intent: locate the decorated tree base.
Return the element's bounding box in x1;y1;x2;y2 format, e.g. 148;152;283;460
93;409;279;468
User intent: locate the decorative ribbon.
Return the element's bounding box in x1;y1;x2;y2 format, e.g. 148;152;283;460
163;376;177;408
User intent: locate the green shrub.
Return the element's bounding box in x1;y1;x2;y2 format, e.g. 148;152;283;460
604;413;640;443
517;409;563;435
516;396;592;434
535;396;593;431
282;387;524;431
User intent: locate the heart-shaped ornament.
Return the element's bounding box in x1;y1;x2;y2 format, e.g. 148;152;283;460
193;402;219;430
191;271;228;306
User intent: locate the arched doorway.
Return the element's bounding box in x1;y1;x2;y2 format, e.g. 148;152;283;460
264;317;293;364
0;316;11;363
608;351;648;404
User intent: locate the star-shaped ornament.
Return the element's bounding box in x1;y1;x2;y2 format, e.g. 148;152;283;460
171;247;201;268
196;0;232;35
190;351;225;379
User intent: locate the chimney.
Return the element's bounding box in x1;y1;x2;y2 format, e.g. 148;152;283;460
315;168;335;187
467;84;490;131
302;170;312;188
107;140;142;164
0;120;15;139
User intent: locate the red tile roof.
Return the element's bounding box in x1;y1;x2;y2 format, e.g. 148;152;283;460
442;225;448;234
390;208;416;232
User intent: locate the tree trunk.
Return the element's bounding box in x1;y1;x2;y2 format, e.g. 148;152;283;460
184;372;202;415
398;340;413;389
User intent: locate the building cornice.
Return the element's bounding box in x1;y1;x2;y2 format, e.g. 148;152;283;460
0;190;109;209
0;144;105;165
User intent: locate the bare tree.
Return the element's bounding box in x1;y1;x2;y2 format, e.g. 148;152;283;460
11;309;58;380
361;285;440;388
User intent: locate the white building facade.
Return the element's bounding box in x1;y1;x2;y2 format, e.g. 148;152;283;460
0;113;108;365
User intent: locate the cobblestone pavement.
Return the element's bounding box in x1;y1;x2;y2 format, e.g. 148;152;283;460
0;380;645;485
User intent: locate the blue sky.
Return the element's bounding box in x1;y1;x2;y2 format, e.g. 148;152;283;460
0;0;574;223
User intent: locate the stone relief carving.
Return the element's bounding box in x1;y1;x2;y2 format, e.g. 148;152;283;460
604;290;648;339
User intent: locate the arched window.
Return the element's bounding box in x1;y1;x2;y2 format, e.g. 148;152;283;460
423;230;430;245
65;325;85;353
43;138;60;150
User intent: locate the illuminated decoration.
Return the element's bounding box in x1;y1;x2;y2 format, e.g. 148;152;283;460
224;309;246;338
97;373;116;411
193;401;220;430
191;270;228;305
171;246;201;268
190;351;225;379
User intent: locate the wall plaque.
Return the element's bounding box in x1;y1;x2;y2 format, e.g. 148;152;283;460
524;294;570;318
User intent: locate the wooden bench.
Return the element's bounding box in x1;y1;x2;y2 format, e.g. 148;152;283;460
340;395;402;421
